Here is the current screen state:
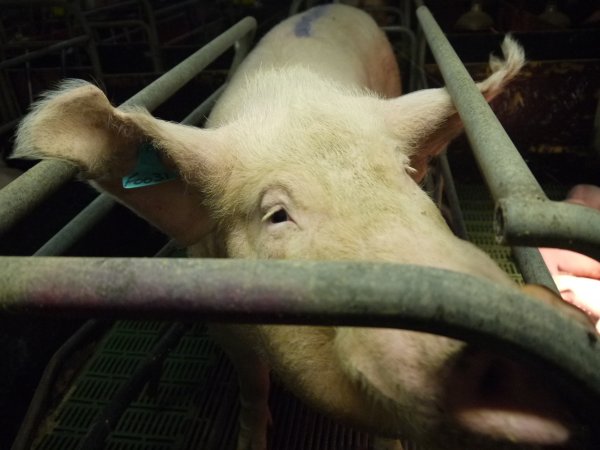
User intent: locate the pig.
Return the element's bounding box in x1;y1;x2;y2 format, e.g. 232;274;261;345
12;4;591;450
540;184;600;331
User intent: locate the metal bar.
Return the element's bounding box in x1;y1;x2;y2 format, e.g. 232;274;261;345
163;24;208;46
80;0;139;16
0;17;256;238
11;238;178;449
33;195;116;256
0;36;89;70
0;161;78;237
2;40;85;49
139;0;163;72
511;246;559;292
381;25;417;92
415;6;600;259
180;84;225;126
76;322;190;450
416;6;544;200
69;1;104;83
154;0;198;17
10;319;109;450
1;257;599;397
496;198;600;260
438;153;468;239
87;19;151;29
0;0;69;5
122;16;256;110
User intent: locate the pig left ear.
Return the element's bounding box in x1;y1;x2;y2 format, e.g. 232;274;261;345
383;36;524;182
13;80;229;245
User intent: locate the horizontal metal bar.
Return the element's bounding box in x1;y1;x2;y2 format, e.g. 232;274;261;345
0;160;78;237
1;17;256;239
497;198;600;260
0;36;90;70
415;6;600;259
1;257;598;398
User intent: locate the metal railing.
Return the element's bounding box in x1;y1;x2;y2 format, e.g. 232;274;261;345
2;257;599;398
0;1;104;136
0;16;256;239
415;4;600;261
0;0;599;423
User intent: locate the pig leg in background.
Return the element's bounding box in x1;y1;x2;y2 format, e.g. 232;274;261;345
209;325;271;450
539;184;600;329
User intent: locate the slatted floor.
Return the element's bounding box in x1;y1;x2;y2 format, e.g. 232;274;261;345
32;184;527;450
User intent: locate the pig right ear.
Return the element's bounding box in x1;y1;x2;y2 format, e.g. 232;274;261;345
13;80;227;245
383;36;524;182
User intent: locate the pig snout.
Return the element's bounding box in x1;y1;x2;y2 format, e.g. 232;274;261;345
336;328;586;449
445;349;577;447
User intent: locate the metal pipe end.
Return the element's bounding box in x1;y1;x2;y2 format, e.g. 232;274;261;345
493;201;507;245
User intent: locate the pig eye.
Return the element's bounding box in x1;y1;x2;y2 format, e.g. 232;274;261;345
262;206;290;225
270;208;289;224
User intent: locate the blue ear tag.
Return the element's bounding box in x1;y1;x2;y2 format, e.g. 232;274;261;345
122;143;178;189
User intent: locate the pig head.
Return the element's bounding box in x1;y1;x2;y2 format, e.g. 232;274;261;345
13;4;590;450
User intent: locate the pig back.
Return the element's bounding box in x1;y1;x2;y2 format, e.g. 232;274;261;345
210;5;400;125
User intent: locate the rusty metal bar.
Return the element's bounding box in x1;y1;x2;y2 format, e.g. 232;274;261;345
415;5;600;260
1;257;599;398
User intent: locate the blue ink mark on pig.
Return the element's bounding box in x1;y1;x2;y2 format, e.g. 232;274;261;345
294;5;329;37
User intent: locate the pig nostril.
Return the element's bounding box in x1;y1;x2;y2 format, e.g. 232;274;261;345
477;362;507;398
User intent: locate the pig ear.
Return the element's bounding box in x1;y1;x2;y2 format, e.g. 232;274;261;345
13;80;226;245
383;36;524;182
